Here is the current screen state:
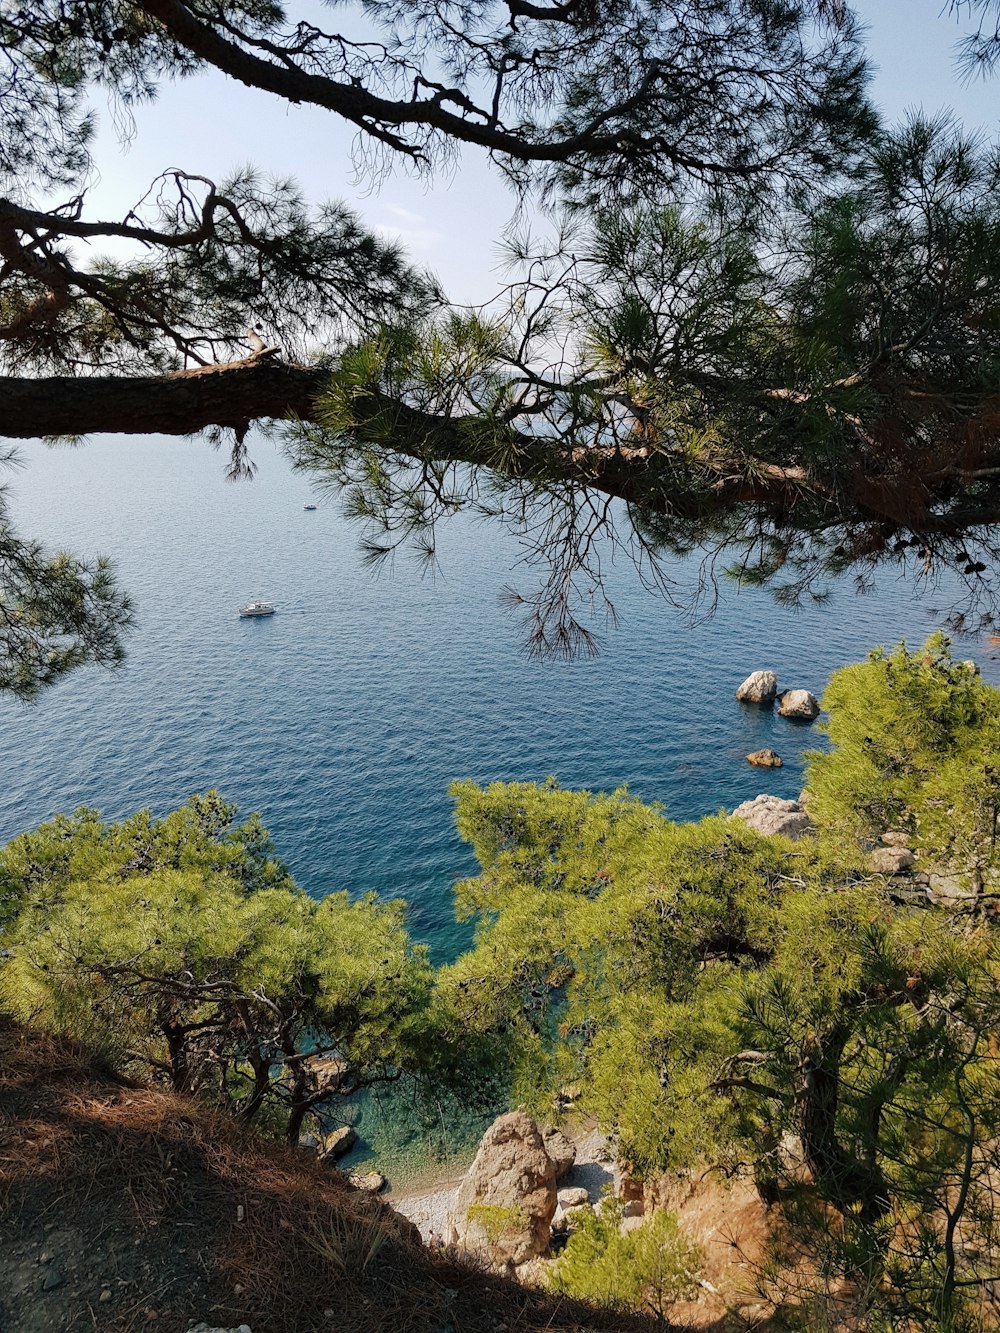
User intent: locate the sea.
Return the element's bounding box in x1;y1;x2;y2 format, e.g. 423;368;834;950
4;432;999;1177
3;433;998;966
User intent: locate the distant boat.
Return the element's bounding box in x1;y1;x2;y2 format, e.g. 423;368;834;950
303;503;317;511
239;599;276;618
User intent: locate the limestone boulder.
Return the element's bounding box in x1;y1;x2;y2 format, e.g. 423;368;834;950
557;1186;590;1209
445;1111;557;1267
541;1125;576;1181
746;748;782;768
349;1170;386;1193
736;671;778;706
732;795;814;841
777;689;820;721
870;846;915;875
321;1125;357;1159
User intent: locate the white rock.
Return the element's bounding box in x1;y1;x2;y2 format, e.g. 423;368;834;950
445;1111;557;1268
557;1186;590;1209
777;689;820;720
541;1125;576;1181
736;671;778;705
349;1170;386;1193
870;847;915;874
731;794;814;841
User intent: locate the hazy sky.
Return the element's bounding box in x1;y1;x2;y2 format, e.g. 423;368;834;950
83;1;1000;307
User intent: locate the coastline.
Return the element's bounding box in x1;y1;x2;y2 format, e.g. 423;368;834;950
386;1124;620;1242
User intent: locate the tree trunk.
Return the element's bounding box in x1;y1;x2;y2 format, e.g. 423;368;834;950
797;1027;889;1222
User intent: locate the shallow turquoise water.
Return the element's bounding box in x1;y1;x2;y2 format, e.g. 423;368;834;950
2;434;996;965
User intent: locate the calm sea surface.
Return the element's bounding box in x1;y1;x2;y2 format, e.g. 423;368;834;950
3;435;997;964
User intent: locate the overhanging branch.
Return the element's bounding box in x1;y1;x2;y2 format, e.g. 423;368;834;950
0;359;328;438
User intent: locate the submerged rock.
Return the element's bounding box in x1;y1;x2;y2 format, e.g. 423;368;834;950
746;748;782;768
446;1111;557;1268
736;671;778;705
321;1125;357;1159
881;831;910;848
777;689;820;720
732;794;814;841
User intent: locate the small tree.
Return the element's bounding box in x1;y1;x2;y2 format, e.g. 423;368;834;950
808;634;1000;904
0;795;436;1142
550;1201;701;1321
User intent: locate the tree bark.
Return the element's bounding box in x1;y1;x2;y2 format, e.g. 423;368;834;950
798;1027;890;1222
0;359;327;439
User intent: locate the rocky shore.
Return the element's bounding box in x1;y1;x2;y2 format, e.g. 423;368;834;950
387;1123;619;1245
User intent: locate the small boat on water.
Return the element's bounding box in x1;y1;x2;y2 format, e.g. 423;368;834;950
303;503;317;511
239;599;276;618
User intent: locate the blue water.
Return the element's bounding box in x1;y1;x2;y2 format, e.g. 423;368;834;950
2;434;996;962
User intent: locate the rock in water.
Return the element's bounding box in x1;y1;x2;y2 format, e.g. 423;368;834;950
736;671;778;705
321;1125;357;1159
776;689;820;720
445;1111;557;1268
541;1125;576;1181
881;831;910;848
746;748;782;768
732;794;814;841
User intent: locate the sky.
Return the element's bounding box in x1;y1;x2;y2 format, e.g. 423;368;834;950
79;0;1000;309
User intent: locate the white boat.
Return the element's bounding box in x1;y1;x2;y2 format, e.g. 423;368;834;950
303;503;317;511
239;599;276;618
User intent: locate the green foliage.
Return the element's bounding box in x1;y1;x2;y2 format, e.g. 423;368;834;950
442;777;846;1173
444;651;1000;1325
0;790;290;932
0;793;436;1142
549;1201;701;1318
465;1203;528;1248
808;634;1000;897
0;471;133;700
289;117;1000;653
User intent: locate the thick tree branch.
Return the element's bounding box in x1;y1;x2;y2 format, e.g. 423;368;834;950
0;360;327;438
136;0;770;177
5;355;1000;574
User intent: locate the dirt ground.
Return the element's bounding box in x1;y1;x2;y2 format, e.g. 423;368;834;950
0;1020;665;1333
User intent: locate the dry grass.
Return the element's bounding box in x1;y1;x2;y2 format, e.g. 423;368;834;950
0;1020;665;1332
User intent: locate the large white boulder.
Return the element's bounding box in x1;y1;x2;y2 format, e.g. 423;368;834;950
732;794;814;841
736;671;778;705
777;689;820;720
445;1111;557;1268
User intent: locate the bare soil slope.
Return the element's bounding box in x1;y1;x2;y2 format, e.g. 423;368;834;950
0;1021;659;1333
